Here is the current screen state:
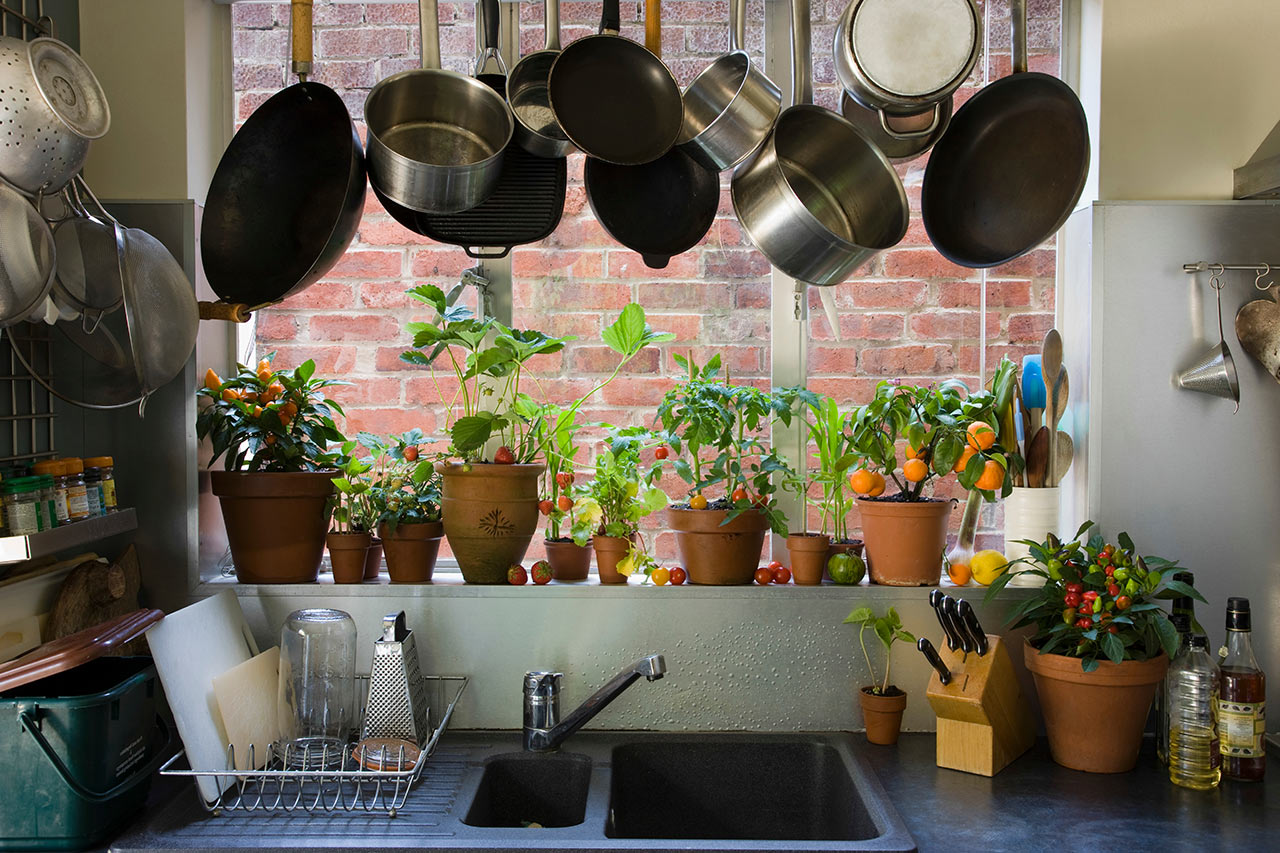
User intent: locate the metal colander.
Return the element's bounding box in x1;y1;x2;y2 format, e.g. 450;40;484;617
0;177;54;326
50;175;124;331
119;226;197;410
0;33;109;194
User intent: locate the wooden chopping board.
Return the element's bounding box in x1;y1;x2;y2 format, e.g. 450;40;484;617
49;546;145;656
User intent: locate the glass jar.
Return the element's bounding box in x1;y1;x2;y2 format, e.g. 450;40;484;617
2;477;43;536
82;466;102;517
60;458;90;521
32;474;57;530
83;456;116;512
276;608;358;769
32;460;69;525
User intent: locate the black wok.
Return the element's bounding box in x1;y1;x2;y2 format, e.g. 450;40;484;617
921;0;1088;269
201;0;364;308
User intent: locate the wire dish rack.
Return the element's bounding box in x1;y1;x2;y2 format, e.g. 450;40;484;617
159;675;467;817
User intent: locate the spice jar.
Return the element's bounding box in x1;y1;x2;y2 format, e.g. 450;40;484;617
2;477;44;536
82;466;102;517
32;460;69;525
60;458;90;521
83;456;116;513
32;474;58;530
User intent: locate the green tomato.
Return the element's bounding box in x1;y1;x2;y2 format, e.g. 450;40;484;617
827;553;866;585
1113;568;1129;581
1062;607;1076;625
1092;597;1103;614
1125;579;1139;595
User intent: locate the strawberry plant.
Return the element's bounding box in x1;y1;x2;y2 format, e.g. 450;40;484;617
778;388;858;541
197;355;346;472
570;426;668;545
358;429;442;533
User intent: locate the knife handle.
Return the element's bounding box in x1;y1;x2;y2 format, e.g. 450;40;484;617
917;637;951;686
957;599;989;656
942;596;972;655
929;589;957;651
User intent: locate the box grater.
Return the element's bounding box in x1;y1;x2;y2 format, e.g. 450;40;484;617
361;612;430;745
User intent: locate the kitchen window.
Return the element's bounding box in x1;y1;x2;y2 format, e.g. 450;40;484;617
219;0;1068;581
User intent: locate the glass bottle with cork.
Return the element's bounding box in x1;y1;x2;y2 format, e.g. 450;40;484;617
1218;597;1266;781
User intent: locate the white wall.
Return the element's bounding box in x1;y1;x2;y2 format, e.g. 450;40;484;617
1097;0;1280;200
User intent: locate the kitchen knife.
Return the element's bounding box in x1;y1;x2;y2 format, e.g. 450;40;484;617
941;596;972;655
917;637;951;685
956;599;989;656
930;589;958;651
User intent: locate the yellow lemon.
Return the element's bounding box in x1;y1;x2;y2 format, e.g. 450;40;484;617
970;550;1009;586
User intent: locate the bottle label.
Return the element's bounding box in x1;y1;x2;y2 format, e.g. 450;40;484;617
1217;700;1266;757
102;478;116;509
66;485;89;519
7;501;37;536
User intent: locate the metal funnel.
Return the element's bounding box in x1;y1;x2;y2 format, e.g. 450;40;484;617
1177;340;1240;412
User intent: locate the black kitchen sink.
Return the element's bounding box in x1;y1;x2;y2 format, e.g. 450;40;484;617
606;740;879;841
462;751;592;828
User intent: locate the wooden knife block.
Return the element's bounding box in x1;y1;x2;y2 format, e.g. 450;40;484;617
925;634;1036;777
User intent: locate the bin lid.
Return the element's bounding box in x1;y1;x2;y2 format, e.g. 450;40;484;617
0;608;163;693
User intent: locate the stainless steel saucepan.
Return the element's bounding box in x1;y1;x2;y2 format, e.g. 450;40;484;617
506;0;574;158
365;0;514;213
731;0;908;287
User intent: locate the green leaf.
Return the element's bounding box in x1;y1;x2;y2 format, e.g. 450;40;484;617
296;359;316;383
1153;612;1180;659
1117;531;1135;553
451;414;495;452
1081;656;1101;674
1100;631;1124;664
843;606;874;625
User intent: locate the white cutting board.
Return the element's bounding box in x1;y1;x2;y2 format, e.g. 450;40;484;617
146;591;258;801
0;615;41;662
213;646;280;771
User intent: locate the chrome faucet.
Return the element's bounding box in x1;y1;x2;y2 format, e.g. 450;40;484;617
523;654;667;752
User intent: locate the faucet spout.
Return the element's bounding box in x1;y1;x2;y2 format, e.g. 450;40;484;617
523;654;667;752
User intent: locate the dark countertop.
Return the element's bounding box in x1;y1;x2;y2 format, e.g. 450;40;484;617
104;733;1276;853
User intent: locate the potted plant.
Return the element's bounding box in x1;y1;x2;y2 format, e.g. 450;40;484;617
846;379;1013;586
569;426;668;584
403;290;670;583
327;448;373;583
196;357;346;583
656;354;795;584
779;389;862;585
362;430;443;583
538;405;592;581
843;605;916;745
986;523;1204;773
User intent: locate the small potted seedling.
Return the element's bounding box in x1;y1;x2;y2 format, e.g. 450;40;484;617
843;605;916;745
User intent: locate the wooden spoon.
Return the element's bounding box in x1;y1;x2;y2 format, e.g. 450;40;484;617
1026;426;1050;488
1048;368;1068;482
1051;431;1074;486
1041;329;1063;484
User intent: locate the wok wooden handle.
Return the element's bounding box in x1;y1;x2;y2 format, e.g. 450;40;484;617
645;0;661;56
292;0;314;77
198;301;254;324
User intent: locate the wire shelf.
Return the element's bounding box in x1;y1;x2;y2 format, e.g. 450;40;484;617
159;675;467;817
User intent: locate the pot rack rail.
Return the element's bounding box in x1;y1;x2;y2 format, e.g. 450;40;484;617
1183;262;1279;290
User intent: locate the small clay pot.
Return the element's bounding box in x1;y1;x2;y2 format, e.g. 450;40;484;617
211;470;338;583
437;462;544;583
364;537;383;580
825;538;866;582
668;507;769;585
593;535;631;584
786;532;831;585
859;686;907;745
327;531;371;583
857;497;952;586
378;521;444;583
1024;641;1169;773
545;538;592;581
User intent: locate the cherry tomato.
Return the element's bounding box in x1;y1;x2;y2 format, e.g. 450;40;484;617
557;495;573;512
1079;605;1094;617
669;567;687;585
732;488;749;503
690;493;708;510
654;446;669;460
403;446;419;462
772;567;791;584
651;567;671;586
556;471;574;489
768;560;783;571
1107;584;1120;597
1082;590;1099;601
1115;595;1132;610
538;499;553;516
1104;564;1115;576
1064;592;1082;608
1107;624;1120;634
754;568;773;585
1075;617;1093;629
1065;582;1084;595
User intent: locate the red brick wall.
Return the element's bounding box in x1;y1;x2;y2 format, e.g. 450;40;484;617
232;0;1061;561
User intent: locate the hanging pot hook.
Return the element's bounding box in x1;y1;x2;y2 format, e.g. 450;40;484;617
1254;263;1272;291
1209;263;1225;292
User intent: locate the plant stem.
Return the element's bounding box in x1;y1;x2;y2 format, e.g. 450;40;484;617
859;624;875;691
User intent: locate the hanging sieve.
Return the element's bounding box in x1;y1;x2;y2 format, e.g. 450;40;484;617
49;175;125;332
118;225;198;412
0;176;55;327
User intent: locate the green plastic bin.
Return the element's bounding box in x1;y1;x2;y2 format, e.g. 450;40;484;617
1;656;170;851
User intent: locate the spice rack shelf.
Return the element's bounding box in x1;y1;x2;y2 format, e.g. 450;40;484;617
0;508;137;564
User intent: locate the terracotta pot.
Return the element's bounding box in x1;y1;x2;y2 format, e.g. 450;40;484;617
545;538;592;581
364;537;383;580
1024;641;1169;773
786;532;830;585
593;535;632;584
857;497;952;586
437;462;544;584
668;507;769;585
825;538;865;582
327;531;371;583
859;686;907;745
378;521;443;583
211;470;337;583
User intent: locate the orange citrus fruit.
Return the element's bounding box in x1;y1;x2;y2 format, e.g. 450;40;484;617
975;459;1004;491
905;442;926;460
903;458;928;483
953;446;976;474
848;468;874;494
966;421;996;451
220;388;238;403
204;368;221;390
866;472;886;497
947;561;973;586
252;405;263;419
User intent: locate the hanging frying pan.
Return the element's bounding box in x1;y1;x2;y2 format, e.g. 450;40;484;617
372;0;566;259
584;0;717;269
921;0;1089;268
200;0;365;309
548;0;682;166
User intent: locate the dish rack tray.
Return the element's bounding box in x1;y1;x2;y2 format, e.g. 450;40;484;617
159;675;467;817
